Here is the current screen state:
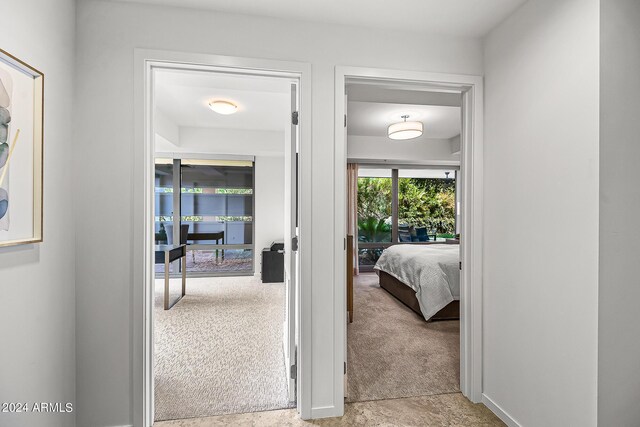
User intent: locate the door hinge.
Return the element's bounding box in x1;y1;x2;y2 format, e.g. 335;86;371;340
292;236;299;252
344;237;346;250
344;362;347;375
459;261;462;270
344;114;347;128
291;346;298;379
292;111;299;125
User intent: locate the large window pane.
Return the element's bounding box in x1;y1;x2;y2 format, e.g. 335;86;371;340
357;168;392;267
181;160;254;274
357;170;392;244
398;169;456;242
354;167;458;270
154;159;174;274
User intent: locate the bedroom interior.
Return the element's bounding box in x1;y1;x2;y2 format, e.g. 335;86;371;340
345;80;463;403
151;68;297;422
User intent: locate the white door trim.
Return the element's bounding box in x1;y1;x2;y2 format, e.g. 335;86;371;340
334;66;484;405
133;49;313;426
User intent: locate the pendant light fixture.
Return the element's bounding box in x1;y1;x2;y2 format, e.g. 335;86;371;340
387;115;423;140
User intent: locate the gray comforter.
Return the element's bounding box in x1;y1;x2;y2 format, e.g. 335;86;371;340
374;244;460;320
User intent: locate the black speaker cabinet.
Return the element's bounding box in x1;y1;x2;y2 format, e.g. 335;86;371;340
261;248;284;283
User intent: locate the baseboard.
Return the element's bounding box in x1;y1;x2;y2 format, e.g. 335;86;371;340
310;405;341;419
482;394;521;427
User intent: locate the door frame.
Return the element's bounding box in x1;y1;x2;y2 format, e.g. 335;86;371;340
334;66;484;404
133;49;312;426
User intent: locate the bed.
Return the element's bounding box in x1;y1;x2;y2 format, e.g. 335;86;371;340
374;244;460;321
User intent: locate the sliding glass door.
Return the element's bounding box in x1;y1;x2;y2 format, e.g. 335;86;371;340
154;158;255;276
357;166;458;270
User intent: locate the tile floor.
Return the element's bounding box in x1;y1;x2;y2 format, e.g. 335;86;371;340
154;392;505;426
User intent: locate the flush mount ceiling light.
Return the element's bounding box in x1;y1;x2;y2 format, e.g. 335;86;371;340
208;100;238;115
388;115;423;140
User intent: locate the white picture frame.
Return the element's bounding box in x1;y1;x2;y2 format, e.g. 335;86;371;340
0;48;44;247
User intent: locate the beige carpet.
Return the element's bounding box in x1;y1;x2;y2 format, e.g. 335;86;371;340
154;276;293;421
347;273;460;402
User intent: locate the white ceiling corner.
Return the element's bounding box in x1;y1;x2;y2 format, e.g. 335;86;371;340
108;0;527;38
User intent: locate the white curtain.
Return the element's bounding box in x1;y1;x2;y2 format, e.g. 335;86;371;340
347;163;359;275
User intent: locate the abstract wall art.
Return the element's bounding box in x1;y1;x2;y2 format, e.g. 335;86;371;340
0;49;43;247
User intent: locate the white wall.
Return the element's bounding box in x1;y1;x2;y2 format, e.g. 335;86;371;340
74;1;482;424
0;1;76;427
154;109;179;146
483;1;599;426
347;135;459;164
599;1;640;425
179;127;284;157
255;155;285;272
449;135;461;155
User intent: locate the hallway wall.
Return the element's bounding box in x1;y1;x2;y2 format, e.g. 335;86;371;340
483;0;600;425
599;0;640;425
0;1;77;426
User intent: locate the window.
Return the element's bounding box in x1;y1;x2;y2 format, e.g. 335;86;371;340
154;158;255;276
356;168;392;268
357;167;457;270
154;159;174;275
398;169;457;241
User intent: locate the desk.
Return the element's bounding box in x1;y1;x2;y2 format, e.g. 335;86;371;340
187;232;225;260
155;244;186;310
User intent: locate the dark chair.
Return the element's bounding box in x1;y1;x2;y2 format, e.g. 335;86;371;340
155;223;189;245
155;228;167;244
180;224;195;262
398;225;412;243
415;227;430;242
180;224;190;245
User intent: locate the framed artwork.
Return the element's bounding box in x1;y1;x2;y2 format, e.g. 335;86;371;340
0;48;43;247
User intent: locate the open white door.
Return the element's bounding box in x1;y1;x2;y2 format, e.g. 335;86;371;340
343;92;349;398
283;82;299;402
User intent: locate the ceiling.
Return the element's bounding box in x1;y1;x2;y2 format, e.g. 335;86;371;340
348;101;460;140
154;69;290;131
155;69;461;141
346;83;461;140
110;0;527;38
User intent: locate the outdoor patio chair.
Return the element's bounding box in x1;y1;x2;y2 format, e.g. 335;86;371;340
415;227;430;242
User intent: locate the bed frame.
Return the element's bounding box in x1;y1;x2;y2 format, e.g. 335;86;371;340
378;270;459;321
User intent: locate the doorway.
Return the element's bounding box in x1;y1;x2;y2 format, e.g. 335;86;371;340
152;68;297;422
334;67;484;406
134;52;311;426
